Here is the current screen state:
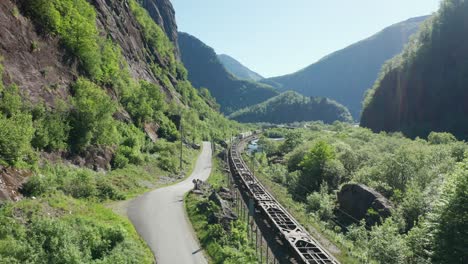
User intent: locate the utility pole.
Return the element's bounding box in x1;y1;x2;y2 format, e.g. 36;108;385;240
179;112;183;173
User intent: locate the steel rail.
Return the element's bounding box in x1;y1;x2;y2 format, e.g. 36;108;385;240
229;135;340;264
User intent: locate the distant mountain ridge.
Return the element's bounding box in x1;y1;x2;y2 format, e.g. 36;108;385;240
217;54;264;81
178;32;278;114
228;91;353;124
262;16;429;119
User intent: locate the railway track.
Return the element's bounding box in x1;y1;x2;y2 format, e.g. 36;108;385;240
228;135;339;264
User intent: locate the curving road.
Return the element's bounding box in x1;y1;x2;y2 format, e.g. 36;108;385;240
128;142;212;264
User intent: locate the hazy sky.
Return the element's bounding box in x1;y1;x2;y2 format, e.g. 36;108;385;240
170;0;441;78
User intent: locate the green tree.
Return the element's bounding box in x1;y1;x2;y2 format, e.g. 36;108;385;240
280;130;304;153
70;78;119;151
432;160;468;264
428;132;457;145
0;113;34;166
294;141;335;199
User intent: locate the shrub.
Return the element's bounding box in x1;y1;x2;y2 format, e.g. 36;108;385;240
428;132;457;145
62;170;97;198
70;78;119;151
294;141;336;199
0;113;34;166
31;102;70;151
26;0;102;79
0;84;23;118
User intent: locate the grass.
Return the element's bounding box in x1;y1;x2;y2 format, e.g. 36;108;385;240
184;149;256;264
0;144;202;263
0;193;154;264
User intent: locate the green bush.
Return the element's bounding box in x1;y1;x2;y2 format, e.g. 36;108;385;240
0;84;23;118
70;78;119;151
294;141;336;199
432;160;468;263
428;132;457;145
0;113;34;166
31;102;70;151
26;0;102;79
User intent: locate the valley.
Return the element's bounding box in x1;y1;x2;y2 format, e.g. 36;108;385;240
0;0;467;264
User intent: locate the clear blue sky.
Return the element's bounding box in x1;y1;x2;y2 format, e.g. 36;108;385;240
171;0;441;78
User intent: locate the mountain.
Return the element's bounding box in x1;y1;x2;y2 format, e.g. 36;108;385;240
0;0;236;187
137;0;180;58
178;32;278;114
361;0;468;140
228;91;353;124
0;0;238;261
217;54;264;81
262;16;428;119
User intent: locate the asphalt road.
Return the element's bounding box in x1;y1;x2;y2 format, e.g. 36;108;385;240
128;142;212;264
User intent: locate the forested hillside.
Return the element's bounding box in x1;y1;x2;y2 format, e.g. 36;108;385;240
217;54;264;81
178;32;278;114
0;0;239;262
263;16;427;119
361;0;468;140
255;124;468;263
229;91;353;124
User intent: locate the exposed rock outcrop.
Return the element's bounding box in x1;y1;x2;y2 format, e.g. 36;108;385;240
337;183;393;225
139;0;180;58
192;180;238;231
69;145;115;172
0;0;76;106
0;166;32;201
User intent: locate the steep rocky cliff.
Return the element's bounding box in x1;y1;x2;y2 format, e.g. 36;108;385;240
0;0;75;105
0;0;234;201
138;0;180;58
361;1;468;139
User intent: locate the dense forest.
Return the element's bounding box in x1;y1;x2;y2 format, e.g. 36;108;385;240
178;32;278;114
0;0;240;262
217;54;264;81
229;91;353;124
263;16;427;119
254;123;468;263
361;0;468;140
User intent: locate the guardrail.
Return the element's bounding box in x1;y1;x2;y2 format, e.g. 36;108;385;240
228;136;339;264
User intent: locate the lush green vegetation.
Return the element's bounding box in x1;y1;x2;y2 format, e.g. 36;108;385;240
362;0;468;140
0;194;153;264
178;32;278;114
253;123;468;263
0;0;244;262
229;91;353;124
262;16;427;119
185;152;256;264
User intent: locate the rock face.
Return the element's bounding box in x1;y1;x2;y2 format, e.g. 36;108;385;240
138;0;180;58
90;0;178;101
0;0;76;107
0;166;32;201
193;180;238;231
69;146;115;172
337;184;392;225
